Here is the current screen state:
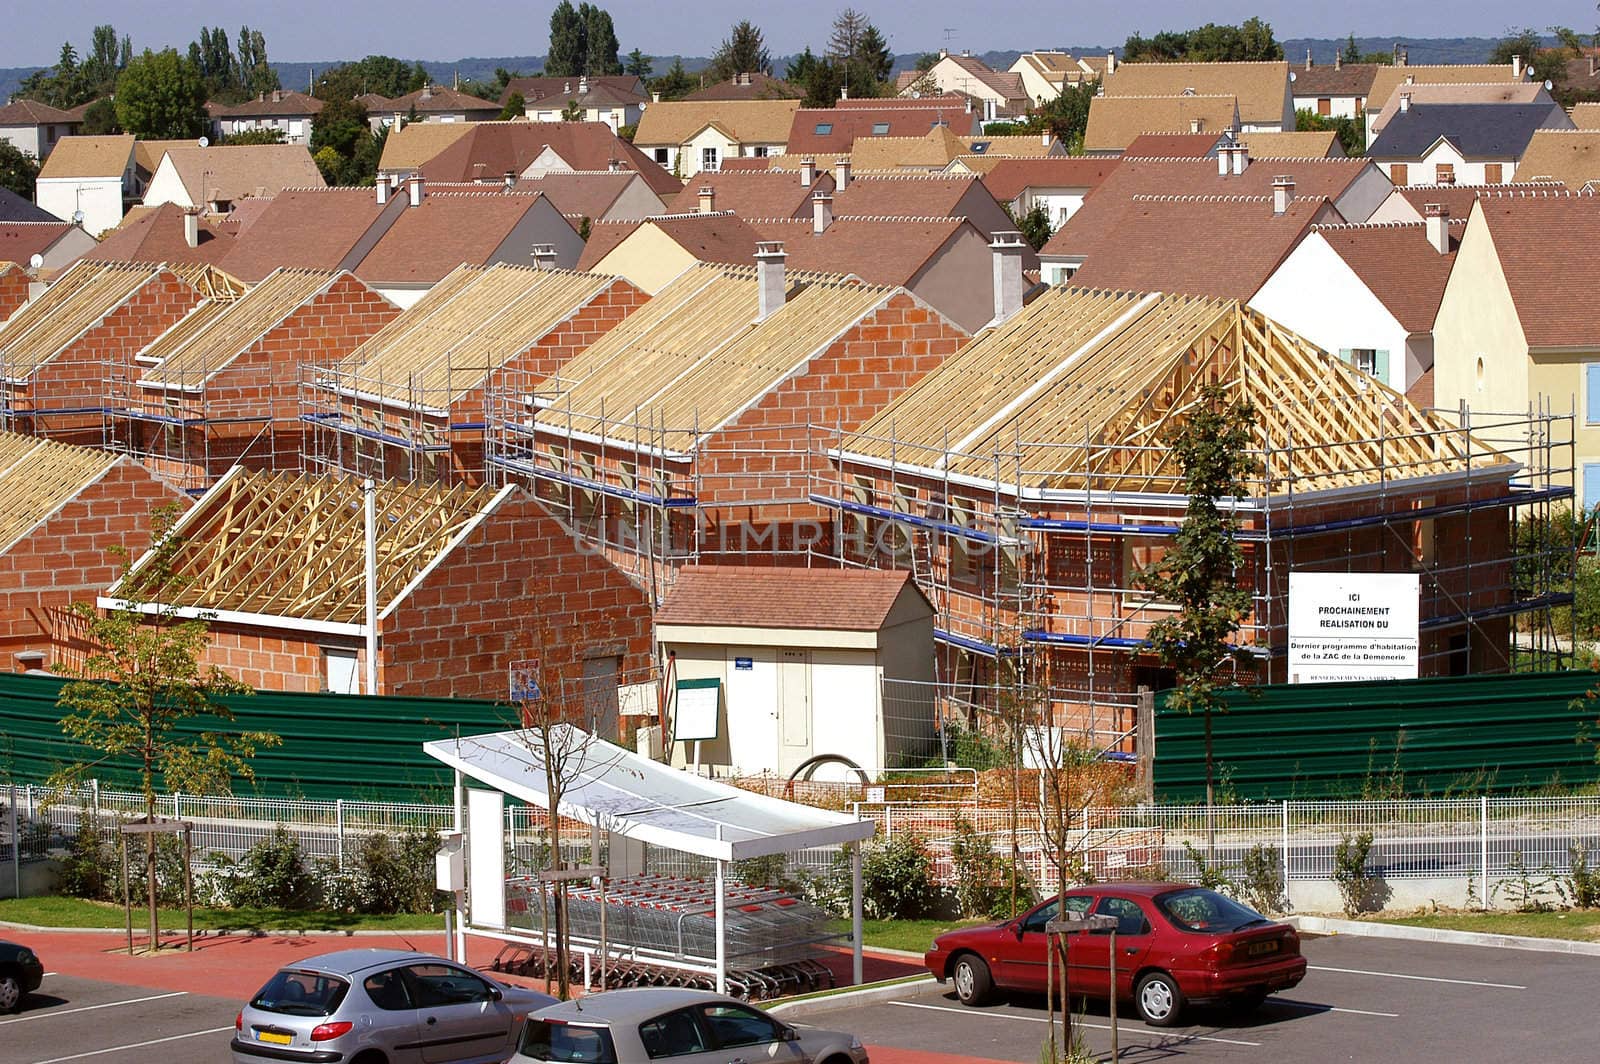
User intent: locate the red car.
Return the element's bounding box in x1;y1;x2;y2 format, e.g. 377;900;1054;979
923;883;1306;1026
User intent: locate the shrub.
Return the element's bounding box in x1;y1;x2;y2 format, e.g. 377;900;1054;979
1239;843;1288;915
1333;831;1377;917
58;813;117;901
219;826;316;910
1568;842;1600;909
1181;841;1236;894
1496;849;1565;912
951;818;1032;919
345;828;444;914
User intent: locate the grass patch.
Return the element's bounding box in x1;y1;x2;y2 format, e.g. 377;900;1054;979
1376;909;1600;942
0;896;445;933
828;916;993;953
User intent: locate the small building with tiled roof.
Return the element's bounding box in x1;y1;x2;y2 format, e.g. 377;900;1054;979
1505;129;1600;191
1009;51;1104;104
209;89;324;145
1120;131;1230;159
785;102;982;157
0;98;79;161
82;202;236;266
1434;189;1600;504
143;143;326;214
1365;61;1528;137
1291;55;1380;119
0;220;94;271
1367;81;1555;145
633;99;802;178
34;134;135;235
1083;95;1241;153
897;51;1031;119
503;75;647;130
1368;101;1575;186
978;156;1121;228
1366;180;1568;223
1251;213;1463;401
1101;60;1294;131
683;72;801;102
655;565;935;778
391;120;680;198
218;185;407;283
362;84;502;129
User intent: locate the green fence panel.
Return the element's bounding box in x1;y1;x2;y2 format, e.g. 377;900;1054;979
0;673;518;802
1152;671;1600;803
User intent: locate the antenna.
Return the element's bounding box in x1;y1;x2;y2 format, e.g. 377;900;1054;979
943;28;957;44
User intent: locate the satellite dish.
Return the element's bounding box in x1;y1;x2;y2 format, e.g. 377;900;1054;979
198;136;210;148
28;253;43;269
72;209;84;225
1288;70;1297;83
1545;79;1554;91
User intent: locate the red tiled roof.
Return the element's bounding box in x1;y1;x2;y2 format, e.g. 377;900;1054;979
0;221;74;263
372;85;501;115
655;565;924;630
1313;220;1460;332
82;203;235;266
575;219;645;271
354;191;566;284
212;91;324;117
1385;181;1565;220
0;99;74;125
513;171;654;219
502;75;646;106
1291;63;1380;98
684;73;801;101
1122;132;1228;158
218;188;393;282
979;158;1121;203
416;121;681;197
667;170;832;218
1475;190;1600;349
787;105;982;154
751;216;970;286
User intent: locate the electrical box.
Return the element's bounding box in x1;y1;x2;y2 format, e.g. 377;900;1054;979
436;831;464;892
635;724;664;760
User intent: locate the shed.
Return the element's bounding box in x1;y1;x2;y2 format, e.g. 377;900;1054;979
654;566;936;780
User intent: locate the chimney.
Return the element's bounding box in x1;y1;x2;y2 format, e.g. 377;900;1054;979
1106;51;1117;76
834;157;851;191
840;86;849;100
1218;145;1232;176
376;178;389;205
406;174;424;207
812;189;833;234
1335;52;1342;71
698;184;716;214
608;157;623;172
799;157;816;184
1190;117;1203;134
531;244;558;270
1424;203;1450;255
1306;49;1314;70
579;76;589;94
1399;92;1411;113
1401;49;1409;66
503;170;516;191
1512;55;1523;80
1591;55;1598;77
272;88;283;103
989;231;1026;326
1232;144;1249;174
1041;131;1052;148
182;208;200;249
1404;74;1415;85
738;72;751;86
755;240;786;321
651;90;661;103
1272;175;1294;214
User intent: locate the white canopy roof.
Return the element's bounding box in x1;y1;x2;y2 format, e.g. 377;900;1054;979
423;726;876;861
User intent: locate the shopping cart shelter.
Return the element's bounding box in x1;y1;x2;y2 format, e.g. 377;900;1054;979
424;726;876;997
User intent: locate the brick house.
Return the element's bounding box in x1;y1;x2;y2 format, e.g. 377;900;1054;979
0;433;188;670
100;469;655;712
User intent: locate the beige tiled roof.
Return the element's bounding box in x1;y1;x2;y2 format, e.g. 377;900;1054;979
657;565;921;630
1574;103;1600;131
36;135;134;179
0;432;120;553
1368;81;1550;138
377;122;476;171
633;99;801;147
159;144;326;203
1513;130;1600;190
849;126;971;170
1083;96;1239;153
1367;64;1524;121
1102;61;1289;124
134;139;194;175
1237;130;1343;158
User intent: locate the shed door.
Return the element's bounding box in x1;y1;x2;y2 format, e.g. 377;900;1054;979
580;656;620;740
726;648;778;774
778;649;811;773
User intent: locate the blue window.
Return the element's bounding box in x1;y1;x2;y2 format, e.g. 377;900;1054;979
1584;464;1600;512
872;122;889;134
1586;364;1600;426
814;122;832;135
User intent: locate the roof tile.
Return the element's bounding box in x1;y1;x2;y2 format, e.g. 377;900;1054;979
656;565;921;631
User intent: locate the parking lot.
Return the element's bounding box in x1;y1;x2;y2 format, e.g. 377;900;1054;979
0;933;1588;1064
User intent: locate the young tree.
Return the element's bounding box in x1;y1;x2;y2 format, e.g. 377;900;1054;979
499;92;526;120
582;4;622;75
827;8;892;97
547;0;585;77
80;98;120;135
650;58;696;102
0;142;40;200
1296;107;1364;157
49;505;278;951
707;20;773;82
1011;204;1053;250
625;48;653;80
237;26;278;99
115;48;208;139
221;127;287;145
1342;33;1361;65
1135;383;1259;816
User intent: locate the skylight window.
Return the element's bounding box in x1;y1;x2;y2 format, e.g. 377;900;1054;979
815;122;833;135
970;141;990;153
872;122;890;135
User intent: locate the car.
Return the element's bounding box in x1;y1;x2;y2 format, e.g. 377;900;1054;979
923;883;1306;1026
510;987;869;1064
0;939;45;1013
230;948;556;1064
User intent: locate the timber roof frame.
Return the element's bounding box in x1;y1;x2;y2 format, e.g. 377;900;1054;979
0;432;118;553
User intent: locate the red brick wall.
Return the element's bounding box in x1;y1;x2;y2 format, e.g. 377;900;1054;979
0;458;189;668
0;267;28;323
197;626;349;693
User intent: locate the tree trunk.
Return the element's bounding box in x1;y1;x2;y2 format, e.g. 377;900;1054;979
145;795;158;951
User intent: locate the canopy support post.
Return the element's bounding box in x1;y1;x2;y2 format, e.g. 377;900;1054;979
851;840;864;986
714;828;727;995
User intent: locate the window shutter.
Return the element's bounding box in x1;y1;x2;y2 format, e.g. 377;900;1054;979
1587;365;1600;425
1374;350;1390;386
1585;463;1600;512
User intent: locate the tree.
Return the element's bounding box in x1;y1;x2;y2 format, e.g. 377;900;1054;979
1021;78;1097;153
1342;34;1361;65
650;58;696;102
0;142;40;200
582;4;622;75
499;92;526;120
707;20;772;82
84;24;121;88
1124;18;1282;63
561;98;583;121
827;8;892;98
310;96;372;178
237;26;278;99
1011;204;1053;250
547;0;585;77
1135;383;1259;818
1296;107;1364;157
48;504;278;951
115;48;208;139
786;46;841;107
625;49;653;80
915;52;940;73
80;98;120;134
222;127;286;145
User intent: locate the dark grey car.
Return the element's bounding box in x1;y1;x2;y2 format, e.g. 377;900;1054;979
231;948;556;1064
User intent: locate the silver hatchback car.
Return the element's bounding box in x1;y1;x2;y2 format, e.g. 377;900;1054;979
231;948;556;1064
511;988;868;1064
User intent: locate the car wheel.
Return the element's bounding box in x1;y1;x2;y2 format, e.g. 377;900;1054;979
1134;971;1185;1027
951;954;994;1006
0;972;21;1013
349;1051;387;1064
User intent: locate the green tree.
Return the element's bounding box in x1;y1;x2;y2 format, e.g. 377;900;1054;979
80;98;120;134
499;92;526;120
707;20;772;82
315;55;417;101
115;48;208;139
1125;18;1282;62
561;98;583;121
1136;383;1259;816
1343;33;1361;65
237;26;278;99
1022;78;1097;153
916;52;940;72
1295;107;1364;156
547;0;585;77
625;48;653;79
85;24;121;88
1010;203;1053;249
48;505;277;951
311;95;370;163
581;4;622;75
221;127;286;145
0;142;40;200
828;8;892;97
650;57;696;102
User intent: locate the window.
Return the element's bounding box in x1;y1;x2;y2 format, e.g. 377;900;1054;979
1092;896;1152;937
521;1019;618;1063
1434;162;1454;184
1485;162;1503;184
363;970;413;1011
751;145;768;157
440;115;456;123
1020;894;1092;933
404;964;496;1007
250;970;349;1017
1341;347;1389;384
872;122;890;135
1585;464;1600;511
637;1009;707;1058
1317;97;1331;116
1390;163;1408;185
696;1003;786;1049
322;648;359;694
654;147;669;164
1585;364;1600;426
814;122;833;135
1155;888;1267;933
701;146;719;171
288;119;304;137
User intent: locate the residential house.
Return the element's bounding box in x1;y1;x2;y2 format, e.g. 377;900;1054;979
110;268;399;489
1101;60;1295;131
1511;130;1600;190
896;51;1031;120
784;101;982;158
305;262;647;484
0;433;188;670
0;99;79;161
209;90;324;145
1433;191;1600;504
1009;52;1105;103
512;171;668;222
683;72;800;102
1557;50;1600;98
81;202;236;265
1237;131;1345;158
101;469;655;702
34;134;135;236
503;75;647;129
1365;61;1530;143
372;121;474;172
361;85;501;130
979;157;1121;228
633;99;801;177
851;127;1063;172
0;187;60;223
1290;54;1379;119
0;221;95;270
131;139;192;197
1119;131;1231;159
1250;212;1462;401
1082;96;1240;153
217;186;410;283
1368;102;1574;186
386;121;679;199
142;143;326;213
1367;81;1555;146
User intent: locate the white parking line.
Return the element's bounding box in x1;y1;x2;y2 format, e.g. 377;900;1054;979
26;1026;234;1064
1308;965;1526;990
0;991;188;1026
1271;998;1399;1018
889;1000;1263;1047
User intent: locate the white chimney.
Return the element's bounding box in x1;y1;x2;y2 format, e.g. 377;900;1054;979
799;157;816;184
1399;92;1411;113
1218;146;1231;176
1306;49;1314;70
1190;117;1203;134
1272;175;1294;214
1041;131;1052;148
989;231;1026;326
531;244;558;270
755;241;787;321
651;90;661;103
1424;203;1450;254
272;88;283;103
1232;144;1249;175
1335;52;1343;71
503;171;516;190
1512;55;1523;80
376;178;389;205
1591;55;1598;77
834;157;851;191
579;76;589;94
406;174;424;207
1106;51;1117;76
698;184;716;214
840;86;849;100
812;189;833;234
182;208;200;249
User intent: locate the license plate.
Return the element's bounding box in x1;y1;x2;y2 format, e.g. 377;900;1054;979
256;1031;293;1046
1247;940;1280;956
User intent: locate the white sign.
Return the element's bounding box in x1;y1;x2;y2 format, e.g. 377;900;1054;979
1288;572;1419;683
672;678;721;742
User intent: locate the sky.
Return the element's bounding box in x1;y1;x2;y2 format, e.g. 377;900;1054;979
4;0;1597;68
